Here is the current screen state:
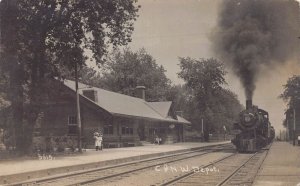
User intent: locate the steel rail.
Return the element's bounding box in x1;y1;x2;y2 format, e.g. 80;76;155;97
246;144;272;185
216;151;259;186
161;144;272;186
11;143;232;186
217;146;271;186
69;147;232;186
160;153;237;186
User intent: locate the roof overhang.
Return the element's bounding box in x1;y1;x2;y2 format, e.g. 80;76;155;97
111;112;189;125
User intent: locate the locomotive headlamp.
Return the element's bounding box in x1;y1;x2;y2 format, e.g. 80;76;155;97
244;115;251;122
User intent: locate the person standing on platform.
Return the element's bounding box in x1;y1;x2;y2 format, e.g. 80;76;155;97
155;135;162;145
99;133;103;150
94;132;101;151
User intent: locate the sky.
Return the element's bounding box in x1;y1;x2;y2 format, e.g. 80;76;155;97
128;0;300;133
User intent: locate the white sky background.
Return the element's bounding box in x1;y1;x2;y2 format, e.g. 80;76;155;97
128;0;300;133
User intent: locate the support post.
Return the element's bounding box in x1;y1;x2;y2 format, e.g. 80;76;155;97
279;130;281;141
75;63;82;152
293;108;296;146
201;118;204;142
287;117;289;141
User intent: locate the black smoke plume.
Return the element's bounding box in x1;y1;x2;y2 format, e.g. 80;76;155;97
212;0;300;99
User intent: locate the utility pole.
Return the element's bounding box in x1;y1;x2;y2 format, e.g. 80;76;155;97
286;117;289;142
223;125;226;141
279;130;282;141
75;63;82;152
201;118;204;142
293;108;296;146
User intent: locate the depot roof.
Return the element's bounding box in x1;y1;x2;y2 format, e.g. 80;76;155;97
64;80;190;124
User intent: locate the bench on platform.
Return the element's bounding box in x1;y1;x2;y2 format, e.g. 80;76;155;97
103;142;119;148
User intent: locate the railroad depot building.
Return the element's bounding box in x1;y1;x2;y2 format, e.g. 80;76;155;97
285;106;300;143
36;80;190;149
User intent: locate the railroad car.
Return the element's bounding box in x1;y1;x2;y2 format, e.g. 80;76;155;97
269;126;275;143
231;100;275;152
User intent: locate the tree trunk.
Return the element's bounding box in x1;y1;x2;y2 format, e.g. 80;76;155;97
2;0;26;155
9;54;25;154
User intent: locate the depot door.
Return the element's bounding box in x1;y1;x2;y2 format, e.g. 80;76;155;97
138;124;145;141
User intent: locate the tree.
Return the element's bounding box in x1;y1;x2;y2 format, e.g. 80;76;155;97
178;57;227;112
167;81;242;141
0;0;139;154
178;57;230;141
282;118;287;128
280;75;300;128
280;75;300;108
65;65;104;87
210;88;243;132
0;0;24;153
65;48;172;102
166;84;190;112
100;48;172;101
178;57;227;99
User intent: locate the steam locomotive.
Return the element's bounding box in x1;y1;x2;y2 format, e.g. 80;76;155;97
231;100;275;153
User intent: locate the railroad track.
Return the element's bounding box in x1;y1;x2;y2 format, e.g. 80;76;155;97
162;148;270;186
218;147;270;186
10;143;233;186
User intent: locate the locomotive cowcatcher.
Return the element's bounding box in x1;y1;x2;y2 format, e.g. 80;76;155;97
232;100;274;153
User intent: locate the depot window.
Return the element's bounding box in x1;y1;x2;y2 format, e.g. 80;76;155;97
68;116;77;135
104;125;113;135
122;126;133;135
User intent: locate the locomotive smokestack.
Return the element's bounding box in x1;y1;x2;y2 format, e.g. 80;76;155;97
246;100;252;110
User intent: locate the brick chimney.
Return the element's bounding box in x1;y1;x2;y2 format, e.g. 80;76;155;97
135;86;146;100
82;89;98;102
176;111;183;117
